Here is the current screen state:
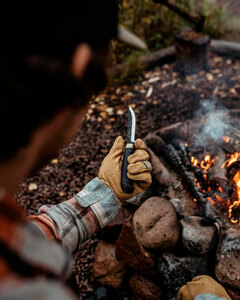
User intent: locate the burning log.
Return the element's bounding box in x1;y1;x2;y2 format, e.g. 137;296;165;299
162;143;225;227
227;161;240;181
162;143;207;203
175;27;210;76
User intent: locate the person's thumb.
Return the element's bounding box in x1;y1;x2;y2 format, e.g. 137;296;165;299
108;136;125;158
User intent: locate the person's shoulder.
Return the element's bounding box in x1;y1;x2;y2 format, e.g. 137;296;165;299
0;277;77;300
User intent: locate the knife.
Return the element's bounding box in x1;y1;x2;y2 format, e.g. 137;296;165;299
121;106;136;193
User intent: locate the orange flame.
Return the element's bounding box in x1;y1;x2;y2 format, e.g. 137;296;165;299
207;197;215;205
218;186;224;193
222;152;240;168
228;170;240;224
200;155;215;170
215;194;224;203
189;141;240;224
191;156;199;167
222;135;230;143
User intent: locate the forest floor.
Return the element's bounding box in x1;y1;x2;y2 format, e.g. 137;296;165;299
16;53;240;298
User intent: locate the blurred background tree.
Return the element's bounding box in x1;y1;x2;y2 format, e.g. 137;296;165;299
110;0;240;73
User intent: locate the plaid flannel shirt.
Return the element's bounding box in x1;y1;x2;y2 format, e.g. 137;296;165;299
0;177;120;299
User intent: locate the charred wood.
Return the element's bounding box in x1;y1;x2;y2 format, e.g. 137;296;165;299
162;144;207;204
162;143;225;228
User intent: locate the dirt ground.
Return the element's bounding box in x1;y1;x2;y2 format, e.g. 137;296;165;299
16;54;240;298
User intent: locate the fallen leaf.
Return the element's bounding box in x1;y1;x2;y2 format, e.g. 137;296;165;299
149;76;160;83
28;183;38;191
105;107;114;115
146;85;153;98
116;109;124;115
206;73;214;81
100;112;108;119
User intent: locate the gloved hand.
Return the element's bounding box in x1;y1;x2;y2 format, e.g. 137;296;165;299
178;275;231;300
98;136;152;202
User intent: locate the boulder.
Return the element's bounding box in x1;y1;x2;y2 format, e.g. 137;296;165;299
129;273;163;300
98;207;130;242
158;252;210;300
115;216;156;276
93;241;125;289
180;216;218;254
215;228;240;290
133;197;179;250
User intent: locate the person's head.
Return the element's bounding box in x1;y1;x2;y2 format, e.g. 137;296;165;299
0;1;118;174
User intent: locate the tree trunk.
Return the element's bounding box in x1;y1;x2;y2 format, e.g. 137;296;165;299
175;27;210;76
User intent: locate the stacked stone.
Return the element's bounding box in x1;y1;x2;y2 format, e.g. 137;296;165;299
92;130;240;299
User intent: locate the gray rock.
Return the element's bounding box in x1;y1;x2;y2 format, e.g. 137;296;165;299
170;198;186;217
158;252;210;300
216;228;240;290
133;197;179;250
181;216;218;254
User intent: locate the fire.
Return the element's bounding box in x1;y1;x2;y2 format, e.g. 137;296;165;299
222;135;230;143
228;170;240;224
188;140;240;225
191;156;199;167
221;152;240;224
222;152;240;168
207;197;215;205
200;155;215;170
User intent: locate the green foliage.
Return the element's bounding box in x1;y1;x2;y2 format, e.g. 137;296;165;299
111;0;240;82
188;0;240;37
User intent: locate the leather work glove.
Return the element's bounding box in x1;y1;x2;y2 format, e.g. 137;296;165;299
98;136;152;202
178;275;231;300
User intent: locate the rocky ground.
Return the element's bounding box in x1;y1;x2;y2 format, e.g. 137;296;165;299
16;54;240;299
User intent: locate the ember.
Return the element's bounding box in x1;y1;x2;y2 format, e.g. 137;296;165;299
222;135;231;143
189;143;240;224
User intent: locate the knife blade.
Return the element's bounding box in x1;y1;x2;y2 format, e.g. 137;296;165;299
121;106;136;193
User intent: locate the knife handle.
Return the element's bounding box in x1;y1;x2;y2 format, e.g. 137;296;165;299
121;142;135;193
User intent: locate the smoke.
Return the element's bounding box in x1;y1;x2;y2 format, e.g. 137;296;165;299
191;99;230;179
192;99;230;149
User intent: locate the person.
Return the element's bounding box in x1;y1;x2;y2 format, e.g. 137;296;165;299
0;1;152;299
0;1;232;300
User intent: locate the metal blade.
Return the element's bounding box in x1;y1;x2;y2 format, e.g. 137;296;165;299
127;106;136;143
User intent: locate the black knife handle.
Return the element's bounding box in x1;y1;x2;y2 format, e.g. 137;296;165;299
121;142;135;193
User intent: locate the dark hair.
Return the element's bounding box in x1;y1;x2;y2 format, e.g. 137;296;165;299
0;49;107;160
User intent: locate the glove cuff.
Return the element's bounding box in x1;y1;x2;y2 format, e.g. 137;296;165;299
74;177;121;228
